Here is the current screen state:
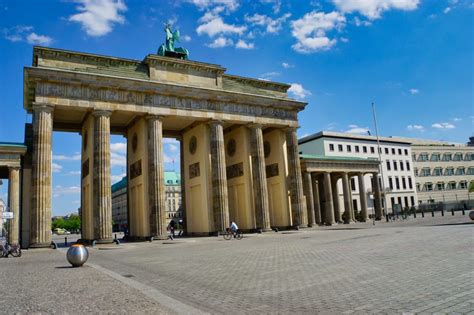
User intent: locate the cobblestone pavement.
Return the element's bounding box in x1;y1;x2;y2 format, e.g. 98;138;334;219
1;213;473;314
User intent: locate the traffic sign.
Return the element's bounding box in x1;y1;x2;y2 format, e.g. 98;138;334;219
2;212;13;219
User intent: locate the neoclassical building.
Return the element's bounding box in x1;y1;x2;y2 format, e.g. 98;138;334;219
17;45;313;247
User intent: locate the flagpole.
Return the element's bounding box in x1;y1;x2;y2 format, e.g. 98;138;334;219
372;102;389;222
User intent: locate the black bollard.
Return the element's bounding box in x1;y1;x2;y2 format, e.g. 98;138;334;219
462;209;465;215
65;237;68;247
451;209;455;216
421;211;424;218
431;210;434;217
441;209;444;216
413;211;417;219
114;233;117;240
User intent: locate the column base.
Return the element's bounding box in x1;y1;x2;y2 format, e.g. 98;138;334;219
29;242;52;249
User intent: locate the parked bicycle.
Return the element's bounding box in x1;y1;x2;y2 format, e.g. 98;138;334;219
1;242;21;258
223;228;243;240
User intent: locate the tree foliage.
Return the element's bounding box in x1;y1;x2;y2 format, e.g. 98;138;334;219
52;214;81;232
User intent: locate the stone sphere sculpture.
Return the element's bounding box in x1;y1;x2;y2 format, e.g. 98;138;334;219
469;211;474;221
66;244;89;267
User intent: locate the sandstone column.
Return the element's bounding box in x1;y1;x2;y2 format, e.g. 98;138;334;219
7;167;20;245
249;124;271;231
286;128;307;228
342;173;353;224
303;172;316;227
311;174;322;225
358;173;368;222
323;172;335;225
331;175;342;223
372;172;383;220
93;111;113;243
147;116;167;239
209;121;229;233
30;105;53;248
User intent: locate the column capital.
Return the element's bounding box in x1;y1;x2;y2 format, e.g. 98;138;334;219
8;166;21;172
208;119;224;127
92;110;112;117
145;114;164;122
32;104;54;114
247;123;263;130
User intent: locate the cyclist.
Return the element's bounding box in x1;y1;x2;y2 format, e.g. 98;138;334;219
229;221;239;237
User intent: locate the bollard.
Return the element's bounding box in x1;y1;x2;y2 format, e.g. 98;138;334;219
65;237;68;247
451;209;455;216
114;234;117;241
421;211;424;218
462;209;465;215
431;210;434;217
413;211;417;219
441;209;444;216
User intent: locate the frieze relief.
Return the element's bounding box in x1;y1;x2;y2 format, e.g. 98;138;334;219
226;162;244;180
35;82;297;120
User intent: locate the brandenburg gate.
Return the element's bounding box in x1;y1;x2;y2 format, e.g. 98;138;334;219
21;46;309;247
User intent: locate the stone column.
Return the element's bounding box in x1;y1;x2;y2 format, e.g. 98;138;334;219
209;121;230;233
323;172;335;225
303;172;316;227
331;176;342;223
311;174;322;225
372;172;383;220
358;173;368;222
7;167;20;245
147;116;167;239
249;125;271;231
92;111;113;243
30;105;53;248
286;128;307;228
342;173;353;224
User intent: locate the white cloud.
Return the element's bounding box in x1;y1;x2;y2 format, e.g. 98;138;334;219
111;172;126;183
245;13;291;34
282;62;293;69
68;0;127;37
235;39;255;49
68;171;82;176
167;143;179;152
110;142;126;154
345;125;371;135
409;88;419;94
52;163;63;173
208;36;234;48
187;0;239;12
3;25;53;46
407;124;425;132
26;33;53;45
53;153;81;161
340;37;349;42
452;117;462;122
353;16;372;26
260;71;280;80
53;185;80;198
288;83;312;99
443;7;452;13
332;0;420;20
182;35;192;42
196;15;246;37
432;122;455;130
291;11;346;53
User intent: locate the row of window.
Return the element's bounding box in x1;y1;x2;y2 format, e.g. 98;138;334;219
386;160;411;172
328;143;409;156
388;176;413;191
415;167;473;177
417;181;470;192
414;152;474;162
390;196;416;208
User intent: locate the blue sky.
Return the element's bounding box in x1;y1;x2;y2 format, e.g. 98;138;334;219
0;0;472;215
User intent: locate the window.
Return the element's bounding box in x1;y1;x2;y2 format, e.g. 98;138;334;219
351;178;356;191
408;177;413;189
404;197;409;208
395;177;400;190
386;160;391;171
419;153;429;161
412;154;416;161
392;148;396;155
465;153;472;161
414;168;418;176
363;146;367;153
402;177;406;189
443;153;452;161
453;153;462;161
378;147;382;154
460;182;467;189
338;144;343;152
389;177;393;190
406;161;410;171
436;182;444;191
433;168;442;176
447;182;456;190
400;161;404;171
398;197;402;206
391;197;395;208
416;183;421;192
421;168;431;176
385;148;389;154
398;148;402;155
410;196;415;206
425;183;433;191
355;145;360;153
468;167;474;175
430;153;440;161
446;168;454;176
456;167;465;175
370;147;375;154
404;149;408;156
347;145;352;152
393;160;398;171
329;144;334;151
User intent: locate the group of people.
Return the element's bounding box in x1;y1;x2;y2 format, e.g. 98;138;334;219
166;220;240;240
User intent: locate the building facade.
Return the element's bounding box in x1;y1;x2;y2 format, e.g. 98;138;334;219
410;139;474;206
0;198;5;236
111;171;182;232
299;132;418;216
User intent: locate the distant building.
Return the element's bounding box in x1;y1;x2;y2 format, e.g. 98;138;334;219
0;198;5;235
111;171;182;232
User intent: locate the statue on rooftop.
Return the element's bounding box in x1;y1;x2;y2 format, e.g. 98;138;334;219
157;23;189;60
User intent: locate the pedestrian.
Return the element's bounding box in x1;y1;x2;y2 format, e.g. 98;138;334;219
168;219;176;240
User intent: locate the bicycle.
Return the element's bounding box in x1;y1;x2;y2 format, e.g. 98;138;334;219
223;228;243;240
1;243;21;258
